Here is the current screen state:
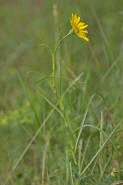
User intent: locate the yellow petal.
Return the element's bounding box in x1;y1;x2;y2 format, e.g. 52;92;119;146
80;35;89;42
72;13;74;21
79;24;88;30
80;30;88;34
74;14;77;23
78;22;85;28
70;13;74;25
76;16;80;24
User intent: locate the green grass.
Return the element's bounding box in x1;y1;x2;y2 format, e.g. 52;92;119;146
0;0;123;184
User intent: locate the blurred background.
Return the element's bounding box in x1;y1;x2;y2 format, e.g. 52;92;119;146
0;0;123;184
0;0;122;109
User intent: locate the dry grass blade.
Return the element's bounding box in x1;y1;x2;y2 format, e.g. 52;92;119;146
111;181;123;185
99;111;104;178
5;109;53;185
41;133;50;185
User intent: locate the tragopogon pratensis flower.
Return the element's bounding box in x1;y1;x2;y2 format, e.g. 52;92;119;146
70;13;89;42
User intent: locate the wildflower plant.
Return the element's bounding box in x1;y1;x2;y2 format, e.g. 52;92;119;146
46;14;121;183
50;13;89;95
49;12;90;174
50;13;89;129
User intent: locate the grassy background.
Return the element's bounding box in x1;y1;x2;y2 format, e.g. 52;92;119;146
0;0;123;184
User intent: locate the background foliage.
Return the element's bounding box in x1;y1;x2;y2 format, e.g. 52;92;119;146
0;0;123;184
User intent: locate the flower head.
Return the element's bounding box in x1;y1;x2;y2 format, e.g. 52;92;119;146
70;13;89;42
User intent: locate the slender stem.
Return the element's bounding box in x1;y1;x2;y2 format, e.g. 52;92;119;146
51;29;73;94
54;29;73;58
51;29;76;164
52;29;73;78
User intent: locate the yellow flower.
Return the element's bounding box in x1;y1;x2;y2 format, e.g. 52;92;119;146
70;13;89;42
